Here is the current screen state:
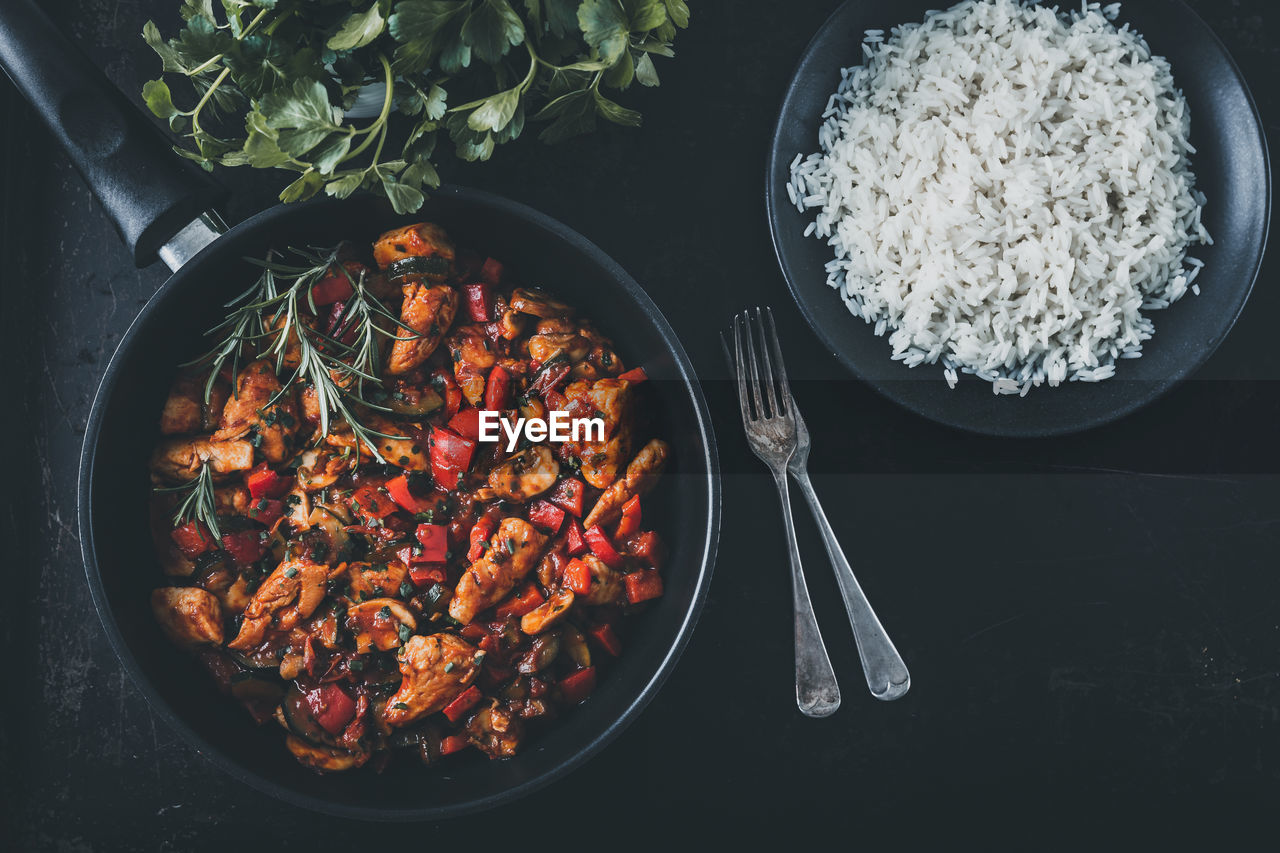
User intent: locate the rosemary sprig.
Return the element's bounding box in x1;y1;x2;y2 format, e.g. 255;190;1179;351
189;246;418;463
155;460;221;541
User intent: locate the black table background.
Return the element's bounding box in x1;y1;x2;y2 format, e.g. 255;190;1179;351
3;0;1279;847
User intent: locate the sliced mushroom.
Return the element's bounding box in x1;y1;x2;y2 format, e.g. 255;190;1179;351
520;590;574;635
510;287;573;319
516;631;561;674
488;444;559;502
346;598;417;653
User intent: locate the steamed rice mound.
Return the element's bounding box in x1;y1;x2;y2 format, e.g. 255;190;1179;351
789;0;1211;390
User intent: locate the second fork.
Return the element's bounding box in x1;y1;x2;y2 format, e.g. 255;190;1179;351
730;309;841;718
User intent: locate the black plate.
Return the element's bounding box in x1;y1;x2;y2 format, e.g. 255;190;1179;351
78;189;720;820
767;0;1271;437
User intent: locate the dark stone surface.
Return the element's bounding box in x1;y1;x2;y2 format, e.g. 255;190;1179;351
3;0;1278;847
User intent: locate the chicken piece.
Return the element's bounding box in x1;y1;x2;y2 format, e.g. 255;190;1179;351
323;413;429;471
227;559;333;650
346;559;409;601
563;378;634;489
382;633;480;728
520;590;574;635
387;284;458;375
299;383;322;426
582;438;670;529
579;554;625;606
196;562;252;616
488;445;559;503
160;372;229;435
346;598;417;653
372;222;456;272
449;518;547;624
466;699;524;758
285;735;369;773
213;484;251;516
212;360;300;464
150;587;224;646
509;287;573;319
448;325;497;405
150;436;255;484
265;312;315;371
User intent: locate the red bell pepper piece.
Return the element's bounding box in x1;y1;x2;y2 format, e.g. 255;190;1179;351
385;474;435;514
462;282;495;322
429;427;476;490
408;563;447;586
442;685;483;724
527;499;565;534
624;569;664;604
460;622;487;640
432;369;463;418
531;360;571;398
584;525;624;569
617;366;648;383
220;529;267;569
479;257;504;285
467;517;496;562
624;529;664;569
564;558;592;596
447;407;482;441
308;264;356;307
548;477;585;517
484;365;512;411
170;520;215;559
615;495;642;538
440;733;470;756
415;524;449;561
324;301;360;346
588;623;622;657
558;667;597;705
247;497;285;528
544;389;567;412
306;683;357;736
245;462;290;500
348;480;395;523
565;518;589;557
494;583;546;619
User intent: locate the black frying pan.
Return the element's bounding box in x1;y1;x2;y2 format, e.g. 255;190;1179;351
767;0;1271;437
0;0;719;820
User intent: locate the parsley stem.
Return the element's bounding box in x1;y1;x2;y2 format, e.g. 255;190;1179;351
346;54;395;163
190;66;231;134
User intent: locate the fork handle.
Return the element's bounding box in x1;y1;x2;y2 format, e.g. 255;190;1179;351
791;470;911;701
772;471;841;717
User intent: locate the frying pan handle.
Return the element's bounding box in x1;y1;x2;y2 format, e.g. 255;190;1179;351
0;0;223;267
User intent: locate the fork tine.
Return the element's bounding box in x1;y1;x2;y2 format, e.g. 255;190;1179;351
730;316;754;425
763;306;793;416
753;307;780;419
743;309;766;419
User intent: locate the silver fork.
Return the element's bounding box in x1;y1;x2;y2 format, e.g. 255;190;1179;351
775;322;911;702
726;308;910;702
730;309;841;717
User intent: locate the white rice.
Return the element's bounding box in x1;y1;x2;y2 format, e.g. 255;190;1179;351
789;0;1210;388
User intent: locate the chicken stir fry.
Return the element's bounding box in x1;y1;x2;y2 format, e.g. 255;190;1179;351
147;223;669;773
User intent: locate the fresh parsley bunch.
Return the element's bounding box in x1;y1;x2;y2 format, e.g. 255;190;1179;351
141;0;690;213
